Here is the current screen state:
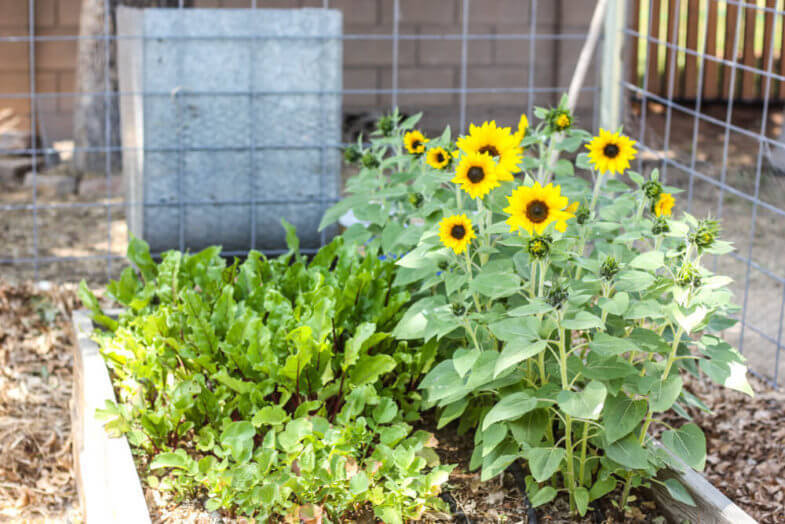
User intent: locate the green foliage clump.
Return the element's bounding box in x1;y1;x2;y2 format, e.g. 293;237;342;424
80;227;451;523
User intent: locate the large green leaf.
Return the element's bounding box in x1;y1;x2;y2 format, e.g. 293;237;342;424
349;354;396;386
561;311;604;330
556;381;607;420
494;340;548;378
603;394;647;444
469;271;522;299
220;421;256;463
525;446;565;483
589;333;636;357
605;434;650;470
650;374;683;412
581;353;637;380
661;423;706;471
482;391;537;430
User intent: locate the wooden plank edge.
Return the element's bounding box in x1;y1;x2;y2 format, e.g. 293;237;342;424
71;309;151;524
650;441;758;524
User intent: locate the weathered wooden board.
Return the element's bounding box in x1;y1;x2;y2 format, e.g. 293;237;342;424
650;442;758;524
71;309;151;524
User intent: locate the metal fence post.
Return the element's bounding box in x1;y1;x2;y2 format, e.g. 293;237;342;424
600;0;625;130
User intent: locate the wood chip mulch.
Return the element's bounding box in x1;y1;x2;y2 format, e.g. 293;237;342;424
0;282;82;523
662;372;785;524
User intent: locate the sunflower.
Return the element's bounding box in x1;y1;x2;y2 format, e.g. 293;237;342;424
456;121;522;181
404;130;429;155
547;108;573;132
585;129;637;175
452;152;500;199
503;182;575;235
654;193;674;217
513;114;529;143
426;147;451;169
439;214;476;254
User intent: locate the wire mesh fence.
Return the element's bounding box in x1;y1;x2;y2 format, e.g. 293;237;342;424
3;0;784;384
624;0;785;385
0;0;602;283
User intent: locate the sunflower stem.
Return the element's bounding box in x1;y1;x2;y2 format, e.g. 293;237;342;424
464;249;483;313
589;170;606;214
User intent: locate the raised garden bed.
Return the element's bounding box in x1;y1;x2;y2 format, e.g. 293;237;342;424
71;309;758;523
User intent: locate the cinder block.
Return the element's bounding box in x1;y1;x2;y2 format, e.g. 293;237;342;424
0;42;30;72
329;0;377;25
0;0;29;26
36;38;77;70
36;0;58;27
117;7;342;253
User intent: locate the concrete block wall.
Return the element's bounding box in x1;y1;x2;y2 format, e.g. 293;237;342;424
0;0;598;141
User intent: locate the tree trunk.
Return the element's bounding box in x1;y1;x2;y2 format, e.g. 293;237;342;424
73;0;190;174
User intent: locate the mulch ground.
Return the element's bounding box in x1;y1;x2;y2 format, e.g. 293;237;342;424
661;373;785;524
0;282;82;523
0;280;784;523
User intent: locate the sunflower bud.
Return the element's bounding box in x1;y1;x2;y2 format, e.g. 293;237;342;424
343;145;361;164
438;260;450;271
689;219;720;250
575;204;591;225
547;108;573;133
377;114;396;136
652;217;670;235
642;180;663;200
600;256;621;281
451;303;466;317
361;151;380;169
546;282;569;309
408;192;424;208
676;262;701;288
527;235;551;259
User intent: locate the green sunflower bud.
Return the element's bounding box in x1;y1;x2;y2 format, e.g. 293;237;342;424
575;205;591;225
343;145;361;164
676;262;701;288
689;219;720;250
451;303;466;317
527;235;551;259
361;151;380;169
600;256;621;281
377;114;396;136
652;217;670;235
546;281;569;309
408;192;424;208
546;108;573;133
642;180;663;200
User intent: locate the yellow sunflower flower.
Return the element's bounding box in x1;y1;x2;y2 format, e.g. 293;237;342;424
452;152;500;200
404;130;429;155
456;121;522;181
439;214;476;254
503;182;575;235
654;193;675;217
426;147;450;169
586;129;637;175
513;114;529;143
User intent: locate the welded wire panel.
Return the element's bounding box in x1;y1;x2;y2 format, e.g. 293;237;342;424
625;0;785;385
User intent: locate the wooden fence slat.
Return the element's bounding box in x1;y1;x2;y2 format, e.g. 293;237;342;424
630;0;641;86
779;4;785;98
647;0;663;93
684;0;701;97
761;0;777;96
722;0;741;99
664;0;680;97
704;0;721;99
741;0;759;100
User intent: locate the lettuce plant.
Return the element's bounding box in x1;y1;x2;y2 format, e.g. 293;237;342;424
80;228;451;523
323;101;752;516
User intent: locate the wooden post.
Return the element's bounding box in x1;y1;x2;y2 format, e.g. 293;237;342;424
601;0;627;130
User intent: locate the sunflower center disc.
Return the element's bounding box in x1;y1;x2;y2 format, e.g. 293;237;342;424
467;166;485;183
451;224;466;239
436;152;445;163
479;145;500;157
412;140;422;150
526;200;549;223
603;143;620;158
